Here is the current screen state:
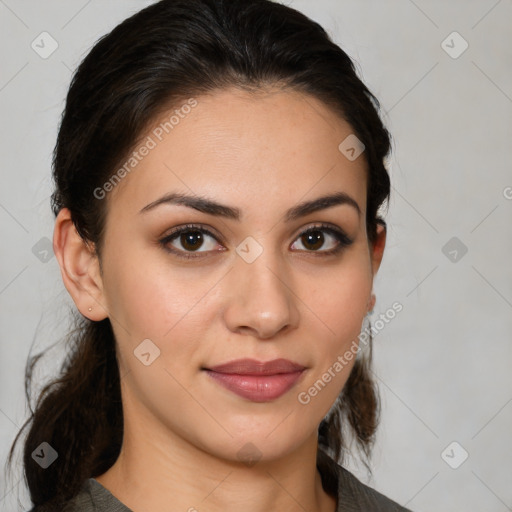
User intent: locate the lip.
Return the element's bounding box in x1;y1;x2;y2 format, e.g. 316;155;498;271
203;358;307;402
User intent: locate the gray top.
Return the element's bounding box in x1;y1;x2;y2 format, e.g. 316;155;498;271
47;451;411;511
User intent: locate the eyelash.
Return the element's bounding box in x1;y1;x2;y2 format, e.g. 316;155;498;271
159;223;353;260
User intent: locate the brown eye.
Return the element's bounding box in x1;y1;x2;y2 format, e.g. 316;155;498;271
300;230;325;251
159;224;222;259
291;225;352;254
179;230;205;251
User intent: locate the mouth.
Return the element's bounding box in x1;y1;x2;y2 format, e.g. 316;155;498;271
202;358;307;402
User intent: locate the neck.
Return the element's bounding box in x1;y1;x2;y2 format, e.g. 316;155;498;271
95;407;337;512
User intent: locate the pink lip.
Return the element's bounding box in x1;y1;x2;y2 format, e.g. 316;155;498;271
204;358;307;402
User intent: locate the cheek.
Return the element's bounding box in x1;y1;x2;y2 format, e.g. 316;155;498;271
309;257;372;342
301;254;372;400
102;247;215;342
100;249;229;406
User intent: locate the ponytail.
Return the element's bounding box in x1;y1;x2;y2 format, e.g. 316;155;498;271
8;315;123;509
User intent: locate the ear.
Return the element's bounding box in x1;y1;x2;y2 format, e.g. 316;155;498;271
53;208;109;321
370;221;386;276
366;222;387;312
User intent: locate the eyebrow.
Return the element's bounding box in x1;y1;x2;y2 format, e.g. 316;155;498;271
139;191;361;221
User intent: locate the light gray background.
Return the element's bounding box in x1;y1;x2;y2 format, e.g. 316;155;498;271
1;1;511;511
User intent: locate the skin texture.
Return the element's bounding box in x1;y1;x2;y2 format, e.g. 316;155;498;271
53;86;386;512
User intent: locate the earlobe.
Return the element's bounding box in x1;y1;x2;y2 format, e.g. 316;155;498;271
53;208;109;321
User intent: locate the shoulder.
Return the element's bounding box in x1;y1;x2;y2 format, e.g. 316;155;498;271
66;479;133;512
60;479;96;512
335;464;412;511
317;449;413;512
28;479;133;512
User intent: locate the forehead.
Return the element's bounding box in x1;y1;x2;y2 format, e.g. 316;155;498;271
105;86;368;222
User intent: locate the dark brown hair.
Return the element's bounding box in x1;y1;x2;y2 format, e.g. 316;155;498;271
7;0;391;509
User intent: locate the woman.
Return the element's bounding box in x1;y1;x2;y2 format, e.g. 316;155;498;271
9;0;411;510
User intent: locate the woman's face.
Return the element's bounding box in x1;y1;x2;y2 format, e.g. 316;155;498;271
96;86;385;462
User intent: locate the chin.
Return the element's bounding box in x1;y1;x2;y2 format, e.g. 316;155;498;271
194;426;312;467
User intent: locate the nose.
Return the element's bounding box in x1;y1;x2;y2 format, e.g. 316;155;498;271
222;249;300;340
